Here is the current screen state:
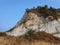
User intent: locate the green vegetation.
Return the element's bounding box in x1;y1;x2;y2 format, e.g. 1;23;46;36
26;5;60;20
24;29;39;40
0;32;6;36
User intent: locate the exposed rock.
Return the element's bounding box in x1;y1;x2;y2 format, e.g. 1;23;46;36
6;11;60;37
0;5;60;45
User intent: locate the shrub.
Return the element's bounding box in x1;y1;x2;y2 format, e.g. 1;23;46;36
0;32;6;36
24;29;39;40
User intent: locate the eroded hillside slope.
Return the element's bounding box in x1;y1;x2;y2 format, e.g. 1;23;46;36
0;5;60;45
0;31;60;45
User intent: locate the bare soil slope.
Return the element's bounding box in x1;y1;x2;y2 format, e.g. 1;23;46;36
0;31;60;45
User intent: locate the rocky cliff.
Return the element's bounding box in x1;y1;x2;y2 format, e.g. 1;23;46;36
6;5;60;37
0;5;60;45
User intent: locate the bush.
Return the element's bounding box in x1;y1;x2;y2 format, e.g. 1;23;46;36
0;32;6;36
24;29;39;40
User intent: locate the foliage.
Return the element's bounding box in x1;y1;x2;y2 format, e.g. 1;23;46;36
26;5;60;20
0;32;6;36
24;29;39;40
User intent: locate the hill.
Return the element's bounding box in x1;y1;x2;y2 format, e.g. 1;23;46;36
0;5;60;45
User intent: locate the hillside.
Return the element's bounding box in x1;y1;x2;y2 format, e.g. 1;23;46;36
0;31;60;45
0;5;60;45
5;5;60;37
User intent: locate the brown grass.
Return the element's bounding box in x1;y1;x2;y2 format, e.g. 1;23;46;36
0;36;60;45
0;31;60;45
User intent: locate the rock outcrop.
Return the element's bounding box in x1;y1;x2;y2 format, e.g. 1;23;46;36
0;5;60;45
5;5;60;37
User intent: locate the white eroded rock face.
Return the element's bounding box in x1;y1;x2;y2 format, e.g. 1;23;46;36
6;12;60;37
6;24;27;36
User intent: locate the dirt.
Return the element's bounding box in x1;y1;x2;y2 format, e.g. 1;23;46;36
0;31;60;45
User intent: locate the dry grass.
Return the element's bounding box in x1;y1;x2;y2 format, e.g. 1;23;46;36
0;31;60;45
0;36;60;45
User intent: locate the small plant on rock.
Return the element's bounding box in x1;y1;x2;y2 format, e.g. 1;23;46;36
24;29;39;40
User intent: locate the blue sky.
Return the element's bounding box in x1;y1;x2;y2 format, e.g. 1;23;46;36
0;0;60;32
